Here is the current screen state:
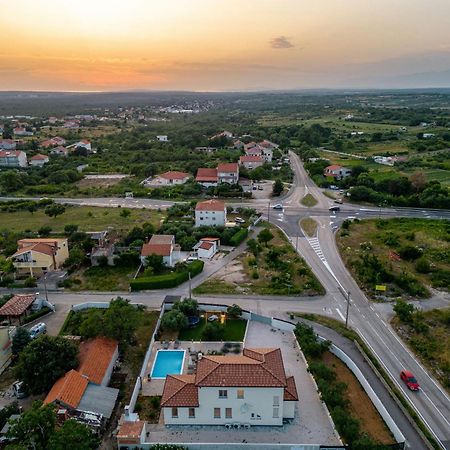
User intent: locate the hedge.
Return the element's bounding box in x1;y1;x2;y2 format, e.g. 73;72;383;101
229;228;248;247
130;260;204;291
23;307;51;324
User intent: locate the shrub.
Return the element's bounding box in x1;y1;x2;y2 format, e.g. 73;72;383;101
415;257;431;274
227;304;242;318
398;245;422;261
229;228;248;247
24;277;37;288
160;310;188;332
393;300;415;323
201;322;225;341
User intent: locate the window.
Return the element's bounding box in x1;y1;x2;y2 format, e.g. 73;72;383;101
225;408;232;419
214;408;221;419
273;407;279;419
273;396;280;406
219;390;228;399
189;408;195;418
171;407;178;418
237;389;244;399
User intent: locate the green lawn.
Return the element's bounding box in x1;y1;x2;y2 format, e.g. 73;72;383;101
178;318;247;341
0;205;164;233
300;193;318;207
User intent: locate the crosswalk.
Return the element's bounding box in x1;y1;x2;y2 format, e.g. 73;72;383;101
307;237;326;263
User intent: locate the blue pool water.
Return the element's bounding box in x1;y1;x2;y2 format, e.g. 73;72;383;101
151;350;185;378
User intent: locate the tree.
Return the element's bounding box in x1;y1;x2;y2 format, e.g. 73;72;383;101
38;226;52;237
48;419;99;450
102;298;138;345
64;224;79;235
410;171;427;193
145;254;166;274
161;310;188;332
120;208;131;218
258;228;274;246
12;327;31;356
247;238;261;256
44;204;66;219
27;203;37;214
79;310;104;340
201;322;224;341
6;401;56;450
272;179;284;196
173;299;198;317
227;304;242;318
14;336;79;394
393;300;415;323
0;171;24;192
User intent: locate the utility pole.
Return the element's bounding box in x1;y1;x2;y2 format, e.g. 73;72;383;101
188;272;192;299
43;273;49;303
296;236;299;252
345;291;351;328
267;201;270;222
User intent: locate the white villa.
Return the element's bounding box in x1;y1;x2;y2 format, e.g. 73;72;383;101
161;348;298;426
140;235;181;267
195;199;227;227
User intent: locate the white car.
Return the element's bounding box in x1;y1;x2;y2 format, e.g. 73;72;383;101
234;217;246;224
207;314;219;322
272;204;283;210
29;322;47;339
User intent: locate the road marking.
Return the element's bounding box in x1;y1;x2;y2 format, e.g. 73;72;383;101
357;330;446;450
336;308;345;321
421;390;450;428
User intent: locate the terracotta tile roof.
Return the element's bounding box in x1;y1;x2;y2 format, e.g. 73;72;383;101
245;147;263;155
31;154;48;160
196;168;218;182
195;199;225;212
284;375;299;401
12;242;55;258
217;163;238;173
240;155;263;163
117;420;145;440
141;243;172;257
44;369;89;409
200;237;220;242
78;337;118;385
159;171;189;180
149;235;174;244
195;348;287;387
0;150;23;157
325;164;343;171
0;294;36;317
161;374;199;407
18;238;66;246
199;241;214;250
51;146;68;153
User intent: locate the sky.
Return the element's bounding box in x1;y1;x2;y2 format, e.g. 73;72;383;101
1;0;450;91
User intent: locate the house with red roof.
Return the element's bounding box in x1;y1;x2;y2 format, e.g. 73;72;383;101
161;347;298;425
239;155;264;170
30;154;49;167
0;139;17;151
50;146;69;157
217;162;239;184
44;337;119;426
0;150;27;167
323;165;352;180
195;200;227;227
195;167;218;188
13;127;33;137
150;171;190;187
10;238;69;278
193;237;220;259
0;294;37;325
140;235;181;267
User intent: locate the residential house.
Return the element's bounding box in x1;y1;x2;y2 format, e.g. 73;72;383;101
196;168;218;188
0;150;27;167
238;178;253;193
244;142;257;152
63;120;80;128
195;199;227;227
40;136;66;148
74;140;92;151
259;139;279;150
10;238;69;278
50;146;69;157
161;347;298;426
13;127;33;137
0;139;16;150
217;163;239;184
193;237;220;259
0;294;37;325
239;155;264;170
48;116;59;124
117;421;146;448
323;165;352;180
44;337;119;427
233;140;244;150
151;171;190;186
30;154;49;167
423;133;435;139
141;235;181;267
210;130;233;140
156;135;168;142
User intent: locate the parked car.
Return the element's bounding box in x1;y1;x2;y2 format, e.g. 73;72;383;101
400;370;420;391
234;217;246;224
329;206;340;212
257;185;263;190
29;322;46;339
273;204;283;210
186;256;198;262
334;198;343;204
207;314;219;322
13;381;28;399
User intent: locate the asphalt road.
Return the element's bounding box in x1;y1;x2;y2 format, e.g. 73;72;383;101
273;152;450;450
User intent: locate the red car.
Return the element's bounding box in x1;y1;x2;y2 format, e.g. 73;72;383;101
400;370;420;391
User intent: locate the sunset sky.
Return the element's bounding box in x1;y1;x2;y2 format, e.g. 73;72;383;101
1;0;450;91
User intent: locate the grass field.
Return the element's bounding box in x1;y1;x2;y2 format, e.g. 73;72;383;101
68;265;137;291
178;318;247;341
300;218;318;237
194;225;324;296
0;205;164;233
300;193;318;207
337;218;450;299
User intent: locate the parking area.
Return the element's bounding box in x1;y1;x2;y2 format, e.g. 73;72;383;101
251;180;274;199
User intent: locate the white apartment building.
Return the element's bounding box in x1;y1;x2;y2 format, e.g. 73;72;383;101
0;150;27;167
195;199;227;227
161;348;298;426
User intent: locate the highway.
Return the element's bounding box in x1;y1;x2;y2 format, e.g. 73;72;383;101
272;151;450;450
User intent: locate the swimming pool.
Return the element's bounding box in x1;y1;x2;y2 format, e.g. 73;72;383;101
151;350;185;379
